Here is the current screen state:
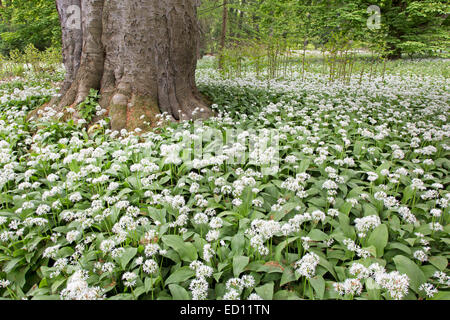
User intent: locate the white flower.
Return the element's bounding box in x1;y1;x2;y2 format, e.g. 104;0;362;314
349;263;370;279
0;279;11;288
60;270;104;300
354;215;381;237
223;287;241;300
122;272;137;287
294;252;320;279
66;230;81;243
189;278;209;300
143;259;159;274
247;293;263;300
419;283;438;298
413;250;428;262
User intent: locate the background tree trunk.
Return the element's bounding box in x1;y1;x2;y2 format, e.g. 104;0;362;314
218;0;228;70
32;0;213;132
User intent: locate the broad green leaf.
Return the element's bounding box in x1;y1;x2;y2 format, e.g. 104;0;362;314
309;276;325;299
307;197;327;208
429;256;447;271
273;202;297;221
353;141;364;155
230;234;245;255
165;267;195;285
367;224;388;257
402;185;415;203
386;242;411;255
393;255;426;293
365;278;381;300
319;257;337;280
3;257;23;273
430;291;450;300
308;229;328;241
274;236;299;261
338;213;355;238
363;203;378;216
169;284;190;300
117;247;137;269
339;202;352;215
233;255;249;277
280;266;296;286
255;282;274;300
298;159;310;172
162;235;198;262
256;261;284;273
273;290;301;300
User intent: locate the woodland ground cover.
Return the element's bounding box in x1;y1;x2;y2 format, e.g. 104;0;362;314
0;57;448;300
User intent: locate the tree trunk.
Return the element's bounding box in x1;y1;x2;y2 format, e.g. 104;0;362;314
31;0;213;132
218;0;228;70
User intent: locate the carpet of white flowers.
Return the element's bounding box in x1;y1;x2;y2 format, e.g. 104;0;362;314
0;60;449;300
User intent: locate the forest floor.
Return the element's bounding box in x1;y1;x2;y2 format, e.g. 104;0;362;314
0;56;448;300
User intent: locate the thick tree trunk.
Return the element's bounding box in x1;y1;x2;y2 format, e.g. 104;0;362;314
31;0;213;132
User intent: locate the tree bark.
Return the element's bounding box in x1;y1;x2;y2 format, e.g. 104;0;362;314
31;0;213;132
218;0;228;70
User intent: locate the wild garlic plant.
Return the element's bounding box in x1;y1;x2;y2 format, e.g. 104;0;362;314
0;58;448;300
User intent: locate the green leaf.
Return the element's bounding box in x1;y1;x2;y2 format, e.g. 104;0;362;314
430;291;450;300
365;277;381;300
402;185;415;203
393;255;426;293
367;224;388;257
51;277;66;293
274;237;299;261
165;267;195;285
255;282;274;300
162;235;198;262
353;141;364;155
339;202;352;216
307;197;327;208
319;257;337;280
309;276;325;299
117;247;137;269
3;257;23;273
308;229;328;241
273;290;301;300
56;247;74;259
169;284;190;300
338;213;355;238
145;277;158;293
429;256;447;271
298;159;310;172
363;203;378;216
280;267;296;286
273;202;297;221
386;242;411;255
230;234;245;255
232;255;249;277
31;295;60;300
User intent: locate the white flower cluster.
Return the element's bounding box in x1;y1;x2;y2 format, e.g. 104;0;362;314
223;274;257;300
334;263;410;300
294;252;320;279
343;239;371;258
419;283;438;298
60;270;104;300
354;215;381;238
189;261;214;300
246;219;281;255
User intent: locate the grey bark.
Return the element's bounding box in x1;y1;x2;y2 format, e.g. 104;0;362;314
43;0;212;132
55;0;83;94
